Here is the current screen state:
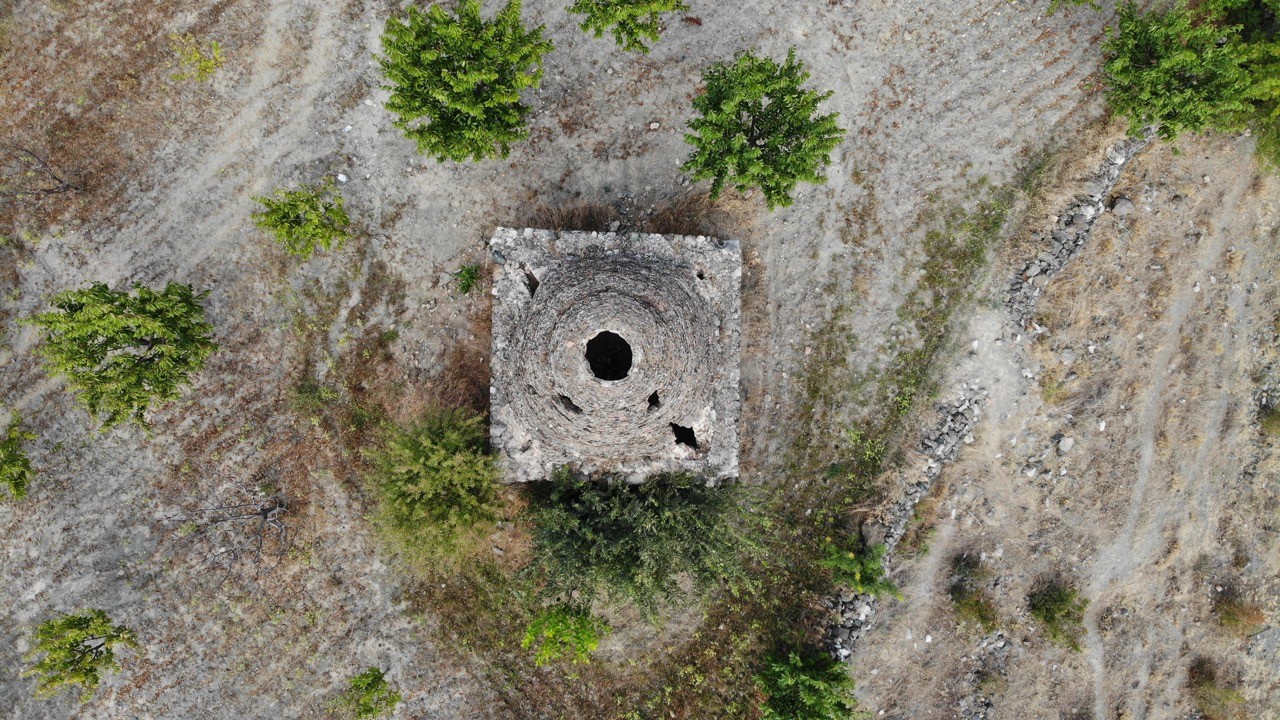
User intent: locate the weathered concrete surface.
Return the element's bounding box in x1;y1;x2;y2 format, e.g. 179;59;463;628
489;228;741;483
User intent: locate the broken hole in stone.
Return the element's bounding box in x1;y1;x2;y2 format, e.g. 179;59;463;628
585;331;632;380
559;394;582;414
523;268;540;296
671;423;698;449
647;391;661;412
696;269;706;280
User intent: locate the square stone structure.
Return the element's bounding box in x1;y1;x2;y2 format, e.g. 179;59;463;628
489;228;742;483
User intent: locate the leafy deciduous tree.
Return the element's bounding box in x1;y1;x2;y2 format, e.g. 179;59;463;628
568;0;689;53
682;48;844;210
23;610;137;701
252;179;351;258
378;0;553;162
28;282;218;429
1102;1;1253;141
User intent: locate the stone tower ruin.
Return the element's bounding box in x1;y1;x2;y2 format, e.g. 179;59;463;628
489;228;741;483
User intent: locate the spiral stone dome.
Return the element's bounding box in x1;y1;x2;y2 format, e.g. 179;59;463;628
489;228;741;483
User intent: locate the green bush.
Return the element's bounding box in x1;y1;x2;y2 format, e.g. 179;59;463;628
521;605;609;666
23;609;137;701
364;407;499;569
948;554;998;631
1;413;34;500
755;651;858;720
252;179;350;259
1028;578;1089;651
455;264;482;295
378;0;553;162
682;48;843;210
529;469;747;613
1188;656;1245;720
819;540;899;598
568;0;688;53
331;667;402;720
28;282;218;429
1102;2;1253;142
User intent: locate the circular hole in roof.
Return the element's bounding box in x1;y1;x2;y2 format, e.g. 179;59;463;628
585;331;632;381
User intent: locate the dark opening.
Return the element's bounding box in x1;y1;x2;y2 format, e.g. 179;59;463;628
585;331;632;381
523;268;540;297
559;394;582;414
696;269;706;280
647;391;661;412
671;423;699;449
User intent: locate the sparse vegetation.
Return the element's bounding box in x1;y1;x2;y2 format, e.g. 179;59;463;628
528;468;749;613
252;179;351;259
27;282;218;429
331;667;402;720
0;412;34;500
170;32;224;82
569;0;689;53
683;48;844;210
755;650;859;720
1188;656;1245;720
521;605;609;666
364;407;500;570
378;0;553;161
1028;578;1089;651
1259;402;1280;435
949;554;999;631
820;540;898;598
1212;585;1266;636
456;264;482;294
23;610;137;701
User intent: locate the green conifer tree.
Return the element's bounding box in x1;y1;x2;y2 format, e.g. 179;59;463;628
682;49;844;210
378;0;553;162
568;0;688;53
28;282;218;429
23;610;137;701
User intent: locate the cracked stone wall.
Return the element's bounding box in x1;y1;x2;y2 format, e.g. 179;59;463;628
489;228;742;483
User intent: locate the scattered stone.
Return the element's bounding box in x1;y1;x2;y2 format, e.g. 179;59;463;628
1057;436;1075;455
648;121;661;130
1110;196;1135;216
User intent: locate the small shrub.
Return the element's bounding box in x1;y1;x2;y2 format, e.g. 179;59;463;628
1188;656;1245;720
682;48;843;210
27;282;218;428
521;605;609;666
1028;578;1089;651
378;0;553;162
23;609;137;701
364;407;499;569
1259;403;1280;435
819;540;899;598
170;32;224;82
252;179;351;259
455;264;482;295
1;413;34;500
755;650;859;720
1212;585;1266;636
949;554;999;631
523;199;619;232
568;0;689;54
331;667;402;720
529;469;747;613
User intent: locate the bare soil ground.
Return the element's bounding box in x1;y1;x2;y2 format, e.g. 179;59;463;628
854;134;1280;719
2;0;1276;718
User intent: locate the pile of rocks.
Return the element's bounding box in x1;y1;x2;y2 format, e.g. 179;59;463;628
1007;136;1148;328
823;385;986;658
955;632;1012;720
